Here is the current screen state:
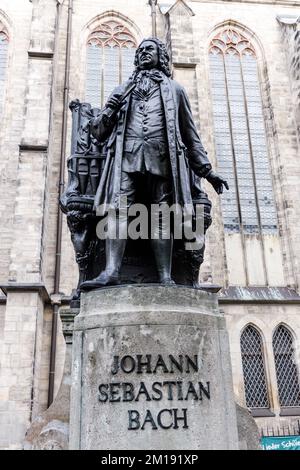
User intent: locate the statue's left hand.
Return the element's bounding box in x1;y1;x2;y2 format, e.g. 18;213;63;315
206;170;229;195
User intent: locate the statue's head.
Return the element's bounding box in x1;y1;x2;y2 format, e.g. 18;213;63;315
134;38;171;76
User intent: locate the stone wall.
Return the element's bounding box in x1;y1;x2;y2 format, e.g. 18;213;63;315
0;0;64;449
0;0;32;284
277;15;300;152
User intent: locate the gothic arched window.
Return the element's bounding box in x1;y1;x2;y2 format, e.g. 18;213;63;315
86;20;137;107
240;325;270;409
0;28;8;114
209;27;283;286
273;325;300;408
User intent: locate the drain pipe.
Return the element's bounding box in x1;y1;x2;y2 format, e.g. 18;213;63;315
148;0;158;37
48;0;73;407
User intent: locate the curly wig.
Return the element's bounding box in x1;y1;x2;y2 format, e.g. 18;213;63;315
133;37;171;77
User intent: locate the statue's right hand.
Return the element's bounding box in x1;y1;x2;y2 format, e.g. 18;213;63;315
106;93;123;110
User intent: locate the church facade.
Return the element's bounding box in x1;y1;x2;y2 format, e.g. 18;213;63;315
0;0;300;449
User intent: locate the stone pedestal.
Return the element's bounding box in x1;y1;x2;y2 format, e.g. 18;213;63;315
69;285;240;450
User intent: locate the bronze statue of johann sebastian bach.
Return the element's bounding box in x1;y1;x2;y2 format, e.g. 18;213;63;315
79;38;228;290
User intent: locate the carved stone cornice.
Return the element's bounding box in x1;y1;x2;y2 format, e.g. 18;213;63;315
0;283;51;303
277;14;300;27
219;286;300;304
60;308;78;344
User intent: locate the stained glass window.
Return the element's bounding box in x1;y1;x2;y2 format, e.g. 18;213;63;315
86;20;137;107
273;325;300;407
209;29;277;234
241;325;270;409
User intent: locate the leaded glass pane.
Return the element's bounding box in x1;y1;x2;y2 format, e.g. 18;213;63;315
209;28;278;235
122;47;136;81
209;54;239;232
273;326;300;407
86;44;102;107
104;46;119;103
241;326;270;409
86;22;136;108
242;55;278;232
225;54;259;234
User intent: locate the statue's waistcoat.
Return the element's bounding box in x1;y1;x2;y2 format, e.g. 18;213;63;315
123;84;170;177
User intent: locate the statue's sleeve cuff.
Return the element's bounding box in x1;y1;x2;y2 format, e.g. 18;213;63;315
201;167;213;178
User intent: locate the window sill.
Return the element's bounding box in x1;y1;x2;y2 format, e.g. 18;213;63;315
279;407;300;416
250;408;276;418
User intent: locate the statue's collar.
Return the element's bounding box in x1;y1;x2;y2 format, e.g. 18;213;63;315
133;68;164;83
